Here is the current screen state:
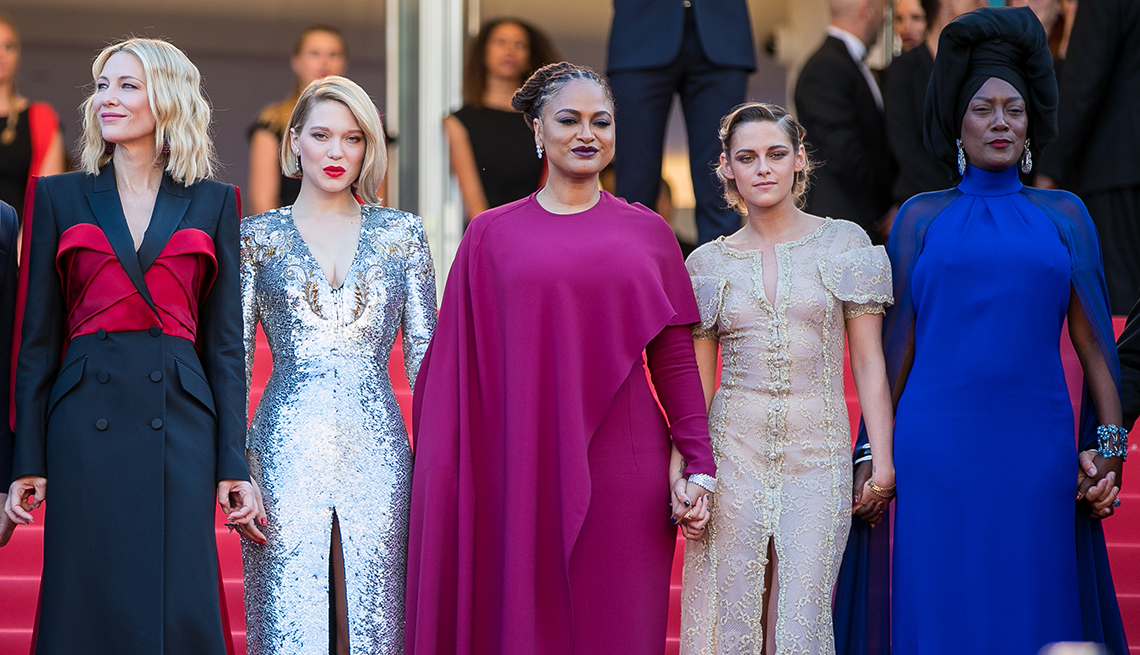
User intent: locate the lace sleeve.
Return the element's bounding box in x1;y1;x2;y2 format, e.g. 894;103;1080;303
818;245;893;319
690;275;727;340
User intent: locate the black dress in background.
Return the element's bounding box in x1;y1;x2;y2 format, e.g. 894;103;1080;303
249;101;303;209
0;107;33;219
884;44;955;205
452;105;544;212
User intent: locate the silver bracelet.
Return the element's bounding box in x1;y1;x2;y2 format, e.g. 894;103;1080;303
687;473;717;494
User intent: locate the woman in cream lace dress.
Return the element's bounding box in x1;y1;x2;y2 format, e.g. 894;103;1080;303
678;103;896;654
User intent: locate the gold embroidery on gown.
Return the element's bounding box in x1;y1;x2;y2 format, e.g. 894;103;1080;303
680;218;891;654
239;206;437;654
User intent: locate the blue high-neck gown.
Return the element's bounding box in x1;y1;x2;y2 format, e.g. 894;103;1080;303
892;165;1083;653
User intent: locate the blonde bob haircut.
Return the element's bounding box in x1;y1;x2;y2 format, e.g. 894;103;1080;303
281;76;387;206
79;38;216;186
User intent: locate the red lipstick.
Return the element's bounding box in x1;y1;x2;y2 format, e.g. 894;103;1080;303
324;166;346;177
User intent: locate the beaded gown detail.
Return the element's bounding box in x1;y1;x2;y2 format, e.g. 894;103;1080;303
239;205;437;654
681;219;892;654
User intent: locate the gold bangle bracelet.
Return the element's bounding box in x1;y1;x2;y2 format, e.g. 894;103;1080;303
867;481;896;498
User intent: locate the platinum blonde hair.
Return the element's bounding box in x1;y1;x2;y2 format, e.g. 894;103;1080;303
79;38;216;185
281;76;387;206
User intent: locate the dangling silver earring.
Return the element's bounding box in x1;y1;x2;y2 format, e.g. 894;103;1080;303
1020;138;1032;174
536;144;544;160
956;139;966;176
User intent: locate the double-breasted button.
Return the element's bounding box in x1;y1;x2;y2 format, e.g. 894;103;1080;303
96;329;107;340
97;371;109;384
149;326;162;337
150;370;162;382
151;418;163;430
95;419;108;431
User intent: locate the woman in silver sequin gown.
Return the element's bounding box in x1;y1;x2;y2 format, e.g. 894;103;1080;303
238;77;437;654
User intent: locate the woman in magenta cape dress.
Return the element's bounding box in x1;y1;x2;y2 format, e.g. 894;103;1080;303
405;63;717;655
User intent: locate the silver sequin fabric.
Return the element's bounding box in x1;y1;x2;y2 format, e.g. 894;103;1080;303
239;205;437;655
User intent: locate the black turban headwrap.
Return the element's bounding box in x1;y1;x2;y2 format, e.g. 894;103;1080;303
923;7;1058;170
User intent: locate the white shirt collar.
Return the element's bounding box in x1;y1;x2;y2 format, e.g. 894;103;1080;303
826;25;867;63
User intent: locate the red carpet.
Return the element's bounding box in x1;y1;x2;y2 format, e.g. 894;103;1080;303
0;323;1136;653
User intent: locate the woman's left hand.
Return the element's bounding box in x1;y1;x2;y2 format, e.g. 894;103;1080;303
1077;449;1124;518
218;479;267;544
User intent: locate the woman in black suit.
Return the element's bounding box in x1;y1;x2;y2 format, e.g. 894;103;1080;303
3;37;259;654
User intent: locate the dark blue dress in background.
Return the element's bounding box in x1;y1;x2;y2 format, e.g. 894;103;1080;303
893;165;1081;652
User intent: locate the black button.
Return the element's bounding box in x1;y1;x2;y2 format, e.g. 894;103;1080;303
95;419;108;431
149;326;162;337
150;370;162;382
151;418;163;430
96;329;107;340
97;371;109;384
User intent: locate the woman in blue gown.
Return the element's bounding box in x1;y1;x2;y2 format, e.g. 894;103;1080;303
835;8;1128;655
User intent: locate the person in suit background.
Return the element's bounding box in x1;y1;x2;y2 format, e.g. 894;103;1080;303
0;200;17;548
884;0;985;211
794;0;896;243
1037;0;1140;315
607;0;756;246
2;37;259;654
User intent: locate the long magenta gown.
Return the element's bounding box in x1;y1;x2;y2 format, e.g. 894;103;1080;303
405;191;715;654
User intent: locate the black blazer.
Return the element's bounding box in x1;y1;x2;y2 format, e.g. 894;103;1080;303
607;0;756;72
12;166;247;483
12;165;244;653
794;36;896;233
884;44;955;203
0;201;17;486
1039;0;1140;194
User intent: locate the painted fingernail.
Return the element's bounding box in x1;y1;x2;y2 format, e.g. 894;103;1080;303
260;517;268;525
683;500;691;507
1076;492;1083;500
669;516;677;525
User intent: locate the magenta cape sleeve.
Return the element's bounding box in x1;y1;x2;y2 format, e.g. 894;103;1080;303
404;193;704;654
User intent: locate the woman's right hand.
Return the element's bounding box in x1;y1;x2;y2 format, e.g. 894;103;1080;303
4;476;47;526
0;493;15;546
219;478;268;544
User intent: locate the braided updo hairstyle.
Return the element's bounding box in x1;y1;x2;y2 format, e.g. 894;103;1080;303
716;102;815;214
511;62;614;130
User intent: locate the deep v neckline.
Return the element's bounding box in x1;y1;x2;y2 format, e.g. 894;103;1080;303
288;206;364;291
715;218;832;309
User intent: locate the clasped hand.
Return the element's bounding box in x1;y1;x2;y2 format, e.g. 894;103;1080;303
219;478;268;544
2;476;47;546
1076;449;1123;519
671;478;713;540
851;461;894;527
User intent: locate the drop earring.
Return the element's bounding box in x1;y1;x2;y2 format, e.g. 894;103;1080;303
160;138;170;155
104;141;115;156
956;139;966;176
1020;138;1032;174
536;144;544;159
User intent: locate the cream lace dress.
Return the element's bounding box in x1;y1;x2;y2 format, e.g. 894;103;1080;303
680;218;892;654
